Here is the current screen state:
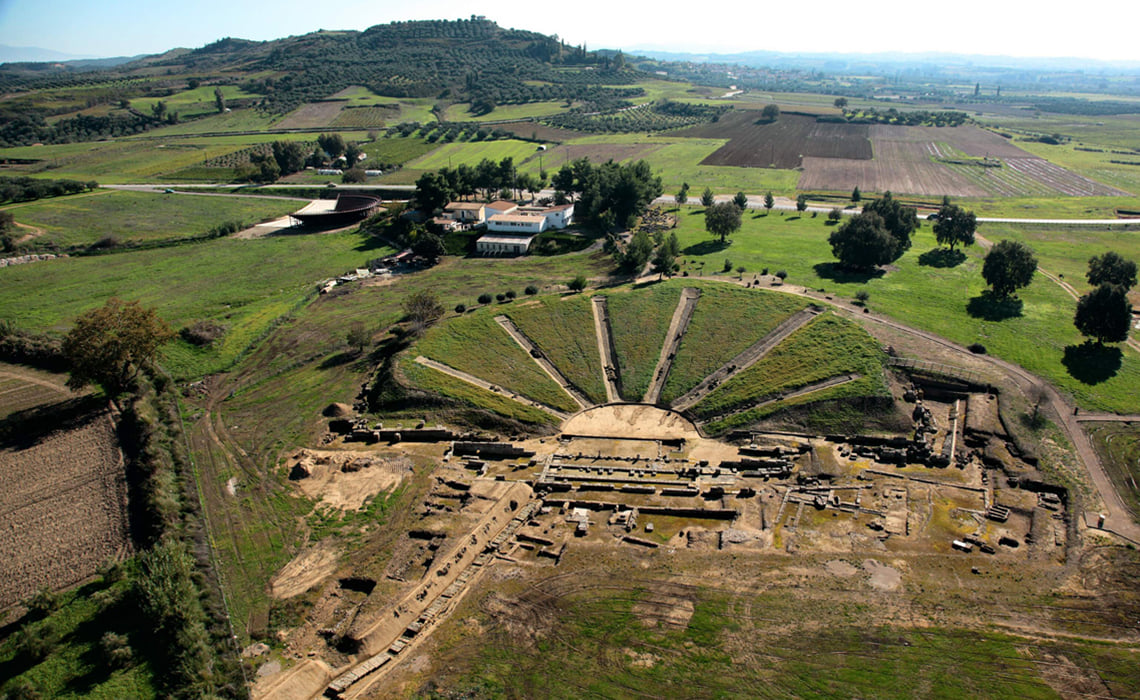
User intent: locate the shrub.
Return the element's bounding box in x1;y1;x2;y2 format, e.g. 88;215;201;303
496;293;506;302
101;632;134;668
854;290;870;304
762;267;769;275
568;275;587;292
723;258;733;273
454;303;466;314
478;293;493;305
179;320;226;347
968;343;987;354
828;208;843;223
524;285;538;295
776;270;788;280
505;290;517;300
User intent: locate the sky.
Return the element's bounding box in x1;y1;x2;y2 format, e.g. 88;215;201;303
1;0;1138;63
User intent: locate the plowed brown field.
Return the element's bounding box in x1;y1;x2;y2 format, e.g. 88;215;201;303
681;111;871;168
0;368;128;609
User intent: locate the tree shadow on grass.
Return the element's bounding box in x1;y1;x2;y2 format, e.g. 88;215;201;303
320;351;362;369
918;247;967;268
813;262;885;284
1062;341;1123;385
966;291;1023;321
681;240;729;256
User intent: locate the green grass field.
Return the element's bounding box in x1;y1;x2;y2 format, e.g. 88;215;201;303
0;573;157;699
3;190;299;249
442;101;569;123
131;85;259;119
407;306;580;414
0;229;390;379
402;360;559;427
692;312;885;419
522;134;801;193
1086;423;1140;521
660;282;809;403
406;139;546;171
666;208;1140;413
419;579;1135;699
505;294;607;405
604;283;684;401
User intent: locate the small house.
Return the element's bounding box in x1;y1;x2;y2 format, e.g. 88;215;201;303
475;233;537;256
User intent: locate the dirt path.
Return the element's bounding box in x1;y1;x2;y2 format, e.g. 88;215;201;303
644;287;701;404
413;356;570;420
591;295;622;402
671;306;821;412
12;221;45;244
493;315;590;409
0;365;71;395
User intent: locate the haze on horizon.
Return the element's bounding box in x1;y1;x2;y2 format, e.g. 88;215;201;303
0;0;1137;65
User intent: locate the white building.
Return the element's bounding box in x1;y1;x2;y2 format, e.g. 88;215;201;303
486;213;548;234
475;234;537;256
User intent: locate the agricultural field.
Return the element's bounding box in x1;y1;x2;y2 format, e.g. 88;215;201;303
130;84;259;119
682;111;873;168
404;139;549;172
442;100;568;123
0;365;127;610
2;190;299;249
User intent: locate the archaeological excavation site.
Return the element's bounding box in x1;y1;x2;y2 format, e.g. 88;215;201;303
245;279;1127;700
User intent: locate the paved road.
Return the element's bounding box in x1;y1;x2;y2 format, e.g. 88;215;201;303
652;194;1140;226
105;186;1140;227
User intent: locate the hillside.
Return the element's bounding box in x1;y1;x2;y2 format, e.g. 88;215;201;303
0;18;647;147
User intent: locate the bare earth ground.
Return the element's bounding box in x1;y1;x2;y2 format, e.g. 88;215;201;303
0;406;129;609
561;404;699;441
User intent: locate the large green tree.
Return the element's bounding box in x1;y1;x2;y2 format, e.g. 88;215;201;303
828;211;897;269
705;201;742;243
982;240;1037;298
403;291;445;335
1087;251;1137;290
62;298;174;395
318;133;347;160
271;141;305;176
414;171;454;213
862;191;918;258
932;203;976;251
1075;283;1133;345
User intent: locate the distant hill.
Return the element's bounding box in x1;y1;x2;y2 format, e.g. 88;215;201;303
0;18;649;147
0;45;95;63
631;48;1140;76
